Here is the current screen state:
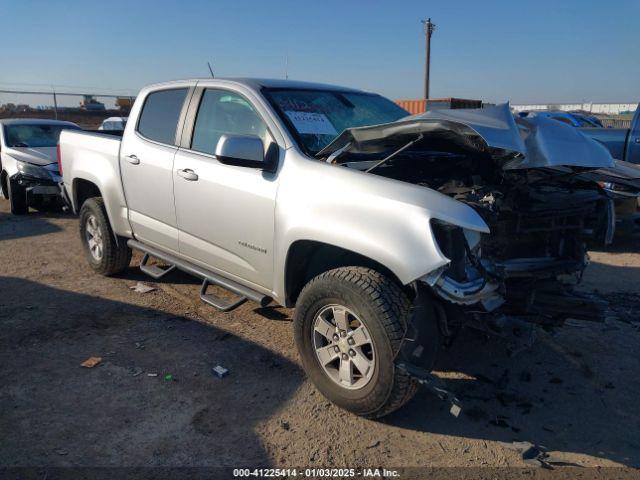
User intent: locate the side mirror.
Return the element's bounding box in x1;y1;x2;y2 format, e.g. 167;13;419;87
215;134;265;168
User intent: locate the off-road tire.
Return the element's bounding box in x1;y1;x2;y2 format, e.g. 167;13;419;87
79;197;132;275
8;177;28;215
294;267;419;418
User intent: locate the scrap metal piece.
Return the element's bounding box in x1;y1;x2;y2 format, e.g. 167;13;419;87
212;365;229;378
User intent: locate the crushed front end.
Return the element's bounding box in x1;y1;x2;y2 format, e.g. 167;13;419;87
319;103;625;329
428;170;609;326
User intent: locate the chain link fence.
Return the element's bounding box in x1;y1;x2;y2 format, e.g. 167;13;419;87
0;90;136;130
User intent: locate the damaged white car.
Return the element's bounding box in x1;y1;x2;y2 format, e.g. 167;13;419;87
59;79;640;418
0;119;81;214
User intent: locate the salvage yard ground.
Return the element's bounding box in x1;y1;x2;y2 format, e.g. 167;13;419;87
1;199;639;469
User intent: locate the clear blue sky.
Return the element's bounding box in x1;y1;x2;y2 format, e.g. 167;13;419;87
1;0;638;103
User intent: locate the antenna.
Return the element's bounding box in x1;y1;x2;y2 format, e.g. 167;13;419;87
207;62;215;78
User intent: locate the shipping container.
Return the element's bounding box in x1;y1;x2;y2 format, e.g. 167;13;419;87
395;98;482;114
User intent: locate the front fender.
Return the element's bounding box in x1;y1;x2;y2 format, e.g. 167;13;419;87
273;155;489;302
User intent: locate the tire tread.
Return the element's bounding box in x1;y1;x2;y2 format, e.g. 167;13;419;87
79;197;131;276
295;266;417;418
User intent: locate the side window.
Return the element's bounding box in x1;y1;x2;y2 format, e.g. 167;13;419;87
137;88;188;145
191;89;272;156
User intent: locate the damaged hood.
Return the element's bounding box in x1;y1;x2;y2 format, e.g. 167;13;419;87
3;146;57;166
318;103;614;170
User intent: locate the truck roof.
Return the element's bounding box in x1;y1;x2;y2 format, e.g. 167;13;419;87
145;77;366;94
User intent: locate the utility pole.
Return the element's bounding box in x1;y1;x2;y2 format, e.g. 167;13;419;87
285;52;289;80
421;18;436;101
52;86;58;120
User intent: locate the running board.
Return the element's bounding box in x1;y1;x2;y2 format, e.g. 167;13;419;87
200;279;247;312
140;253;176;279
128;239;271;312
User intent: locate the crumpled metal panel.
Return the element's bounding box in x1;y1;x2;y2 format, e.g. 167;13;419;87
417;103;526;154
507;113;614;170
319;103;615;171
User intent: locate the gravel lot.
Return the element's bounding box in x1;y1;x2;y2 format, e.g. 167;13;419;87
1;198;639;471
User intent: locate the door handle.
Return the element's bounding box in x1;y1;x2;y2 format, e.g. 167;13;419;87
125;154;140;165
177;168;199;181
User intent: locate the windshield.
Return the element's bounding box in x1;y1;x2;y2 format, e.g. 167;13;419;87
264;88;409;155
3;124;80;148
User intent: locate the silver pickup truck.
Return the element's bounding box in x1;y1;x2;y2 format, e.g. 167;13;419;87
60;78;624;418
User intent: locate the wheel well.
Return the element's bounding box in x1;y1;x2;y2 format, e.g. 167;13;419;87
74;179;102;211
284;240;406;307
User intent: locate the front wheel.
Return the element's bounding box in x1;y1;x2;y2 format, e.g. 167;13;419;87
294;267;419;418
79;197;132;275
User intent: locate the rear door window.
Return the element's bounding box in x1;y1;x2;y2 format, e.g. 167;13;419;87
137;88;188;145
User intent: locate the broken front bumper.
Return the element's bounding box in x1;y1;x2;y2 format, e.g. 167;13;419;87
12;173;61;197
425;253;605;324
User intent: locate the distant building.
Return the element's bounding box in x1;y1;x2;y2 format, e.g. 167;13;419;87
511;103;637;115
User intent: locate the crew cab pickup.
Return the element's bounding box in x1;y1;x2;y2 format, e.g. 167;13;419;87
580;105;640;232
60;78;630;418
582;104;640;164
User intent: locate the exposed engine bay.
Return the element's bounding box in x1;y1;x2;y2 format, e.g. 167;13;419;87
362;151;609;326
317;104;640;328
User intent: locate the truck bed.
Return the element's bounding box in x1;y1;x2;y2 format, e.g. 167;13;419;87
59;129;131;238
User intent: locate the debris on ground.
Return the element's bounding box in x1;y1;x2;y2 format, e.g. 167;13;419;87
366;440;380;449
489;415;511;428
147;373;158;377
280;420;290;431
212;365;229;378
130;367;143;377
164;374;174;381
80;356;102;368
53;448;69;456
130;282;156;294
501;440;580;468
565;319;591;328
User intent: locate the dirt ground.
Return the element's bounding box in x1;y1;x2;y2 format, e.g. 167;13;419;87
1;198;639;472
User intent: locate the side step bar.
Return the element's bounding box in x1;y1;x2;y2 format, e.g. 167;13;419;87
127;239;271;312
140;253;176;279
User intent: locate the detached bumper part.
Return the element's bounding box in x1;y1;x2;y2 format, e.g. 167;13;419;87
397;283;462;416
396;362;461;417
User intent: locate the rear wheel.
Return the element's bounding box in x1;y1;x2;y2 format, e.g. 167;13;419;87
79;197;132;275
294;267;419;418
8;177;28;215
